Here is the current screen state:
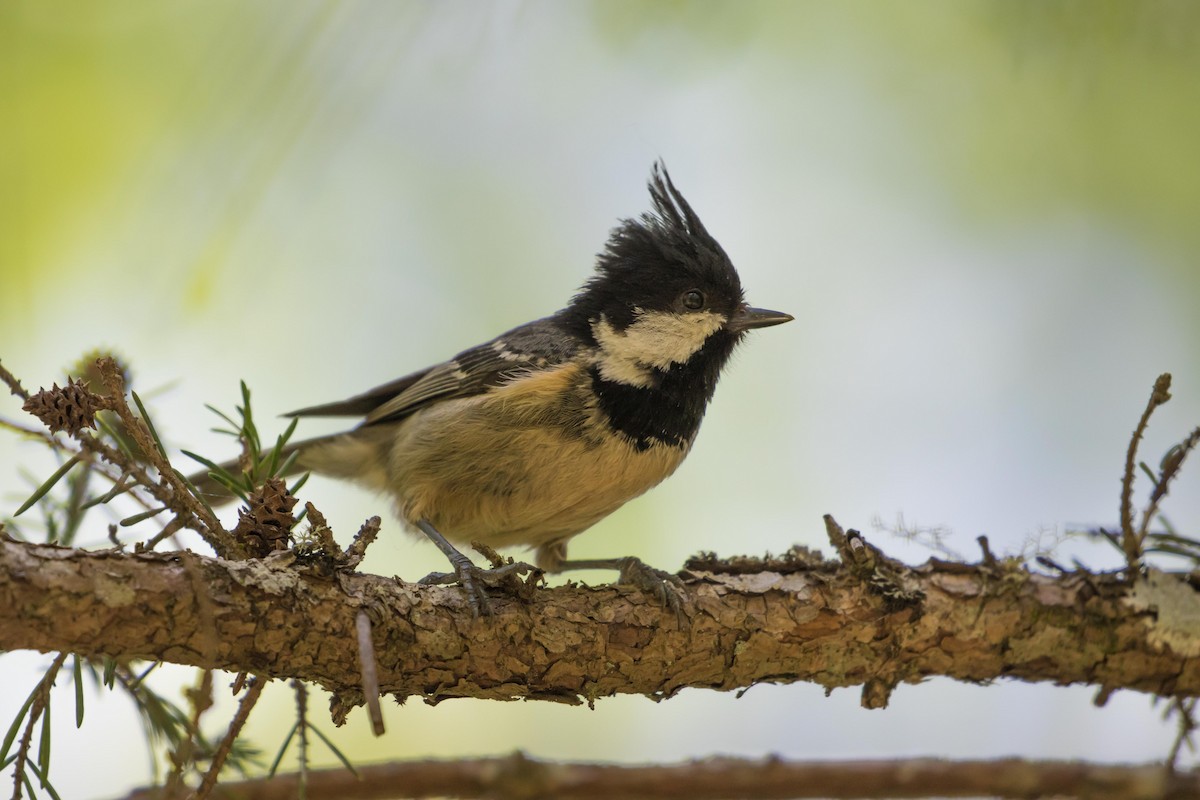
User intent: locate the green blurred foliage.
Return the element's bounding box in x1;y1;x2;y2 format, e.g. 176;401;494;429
3;0;1197;320
880;1;1200;274
593;0;1200;272
0;2;360;316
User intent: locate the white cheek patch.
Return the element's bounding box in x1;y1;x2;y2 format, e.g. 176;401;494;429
591;309;727;386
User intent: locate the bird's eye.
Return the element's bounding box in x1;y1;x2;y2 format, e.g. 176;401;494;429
681;290;705;310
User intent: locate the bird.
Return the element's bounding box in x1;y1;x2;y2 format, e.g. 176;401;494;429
204;163;791;614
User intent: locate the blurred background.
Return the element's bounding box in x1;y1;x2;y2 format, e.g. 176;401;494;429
3;1;1199;797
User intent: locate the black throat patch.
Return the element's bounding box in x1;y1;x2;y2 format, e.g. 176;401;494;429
588;330;736;451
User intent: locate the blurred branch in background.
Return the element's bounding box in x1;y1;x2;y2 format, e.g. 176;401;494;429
120;753;1200;800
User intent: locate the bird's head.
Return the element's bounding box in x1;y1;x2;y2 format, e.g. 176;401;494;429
565;163;792;391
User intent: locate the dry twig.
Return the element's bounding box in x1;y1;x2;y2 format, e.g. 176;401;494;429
192;677;266;800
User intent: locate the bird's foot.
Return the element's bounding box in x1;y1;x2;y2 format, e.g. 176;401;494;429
558;556;688;625
418;553;538;617
615;556;687;624
415;519;540;616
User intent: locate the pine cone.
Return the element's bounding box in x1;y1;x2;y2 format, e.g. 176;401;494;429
232;478;298;557
23;379;106;436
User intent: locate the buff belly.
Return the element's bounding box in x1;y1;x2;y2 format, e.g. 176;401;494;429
385;367;688;549
296;363;689;554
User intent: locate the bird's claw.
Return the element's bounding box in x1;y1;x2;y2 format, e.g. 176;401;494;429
418;556;537;617
615;557;688;626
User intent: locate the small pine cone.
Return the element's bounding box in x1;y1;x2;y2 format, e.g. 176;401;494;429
233;477;298;557
23;378;106;435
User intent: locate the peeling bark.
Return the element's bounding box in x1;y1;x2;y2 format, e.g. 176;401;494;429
1;535;1198;714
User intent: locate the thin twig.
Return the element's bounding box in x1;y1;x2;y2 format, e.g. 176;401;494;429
293;681;309;800
0;417;58;444
165;670;215;795
343;516;381;569
72;433;175;519
976;535;997;568
82;470;133;509
94;359;243;559
191;676;266;800
1121;373;1172;571
302;502;338;556
0;360;31;401
0;414;153;520
139;514;189;552
7;361;221;554
1167;697;1197;770
9;653;67;800
355;610;385;736
1139;426;1200;543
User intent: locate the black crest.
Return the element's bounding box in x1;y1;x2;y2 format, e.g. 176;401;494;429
563;162;745;339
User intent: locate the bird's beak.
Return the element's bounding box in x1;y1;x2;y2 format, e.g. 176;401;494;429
727;304;794;333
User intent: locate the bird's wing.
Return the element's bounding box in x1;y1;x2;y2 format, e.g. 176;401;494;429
285;314;582;427
283;368;432;419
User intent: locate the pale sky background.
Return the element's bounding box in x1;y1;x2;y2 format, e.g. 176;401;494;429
3;2;1200;798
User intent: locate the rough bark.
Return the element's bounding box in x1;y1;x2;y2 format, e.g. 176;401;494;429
1;534;1199;713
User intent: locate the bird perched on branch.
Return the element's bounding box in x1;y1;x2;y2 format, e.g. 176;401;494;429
203;164;791;614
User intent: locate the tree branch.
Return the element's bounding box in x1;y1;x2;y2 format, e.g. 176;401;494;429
119;754;1200;800
1;534;1198;716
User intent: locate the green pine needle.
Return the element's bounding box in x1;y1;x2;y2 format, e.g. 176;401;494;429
309;724;359;778
0;686;37;763
73;656;85;729
15;455;82;517
37;690;51;780
266;722;299;778
131;391;169;460
119;507;168;527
